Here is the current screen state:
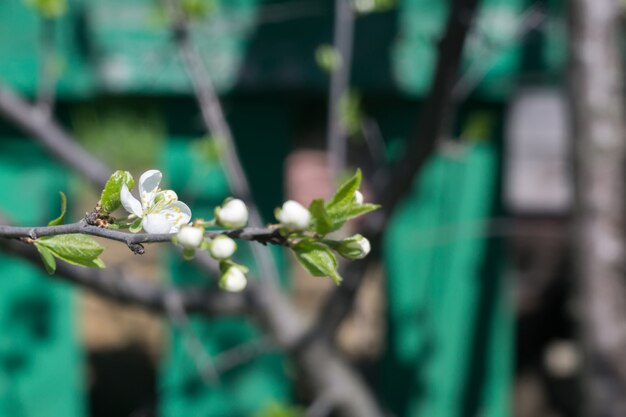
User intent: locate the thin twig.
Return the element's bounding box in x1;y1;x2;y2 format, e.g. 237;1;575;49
0;83;110;189
167;0;280;286
310;0;482;343
0;221;285;250
326;0;355;180
213;336;274;374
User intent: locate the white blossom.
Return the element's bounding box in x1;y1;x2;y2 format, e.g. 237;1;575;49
277;200;311;231
176;226;205;250
221;266;247;292
215;199;248;229
337;234;371;260
209;235;237;260
121;170;191;234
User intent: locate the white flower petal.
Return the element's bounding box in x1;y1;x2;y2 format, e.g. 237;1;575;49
209;235;237;259
142;213;172;234
216;199;248;229
278;200;311;231
120;184;143;217
162;201;192;233
177;226;204;249
139;170;162;207
221;267;247;292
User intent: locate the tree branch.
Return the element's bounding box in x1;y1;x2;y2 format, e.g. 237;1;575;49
0;220;286;249
326;0;355;179
0;83;110;189
166;0;280;286
310;0;482;342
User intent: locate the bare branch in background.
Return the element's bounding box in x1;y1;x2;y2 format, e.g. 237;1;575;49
311;0;482;342
36;18;57;118
326;0;355;179
0;83;110;189
0;238;246;316
452;3;545;103
165;0;280;287
568;0;626;415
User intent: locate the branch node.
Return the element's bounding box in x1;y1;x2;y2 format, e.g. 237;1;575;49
128;242;145;255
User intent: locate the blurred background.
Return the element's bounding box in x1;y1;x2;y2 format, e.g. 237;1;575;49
0;0;615;416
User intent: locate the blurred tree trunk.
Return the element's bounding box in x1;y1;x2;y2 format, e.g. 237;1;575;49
568;1;626;416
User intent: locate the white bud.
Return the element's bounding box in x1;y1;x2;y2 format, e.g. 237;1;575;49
176;225;205;249
277;200;311;231
209;235;237;260
337;234;371;260
221;267;247;292
215;198;249;229
354;190;364;204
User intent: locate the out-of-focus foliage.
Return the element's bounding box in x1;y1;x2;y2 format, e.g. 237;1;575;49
254;403;304;417
181;0;217;18
339;90;364;137
315;44;342;73
353;0;396;14
24;0;66;18
72;103;164;170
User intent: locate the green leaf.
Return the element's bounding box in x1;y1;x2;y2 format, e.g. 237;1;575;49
37;234;105;269
292;240;342;285
48;191;67;226
345;203;381;218
327;169;362;210
34;243;57;274
100;170;135;214
308;199;334;235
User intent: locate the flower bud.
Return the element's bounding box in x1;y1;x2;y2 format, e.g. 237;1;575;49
276;200;311;231
215;198;249;229
220;266;247;292
337;234;371;260
176;225;205;249
209;235;237;260
354;190;364;204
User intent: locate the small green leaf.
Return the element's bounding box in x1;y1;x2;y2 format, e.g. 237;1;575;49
308;199;334;235
34;243;57;274
37;234;105;269
100;170;135;214
345;203;380;218
327;169;362;210
292;240;342;285
48;191;67;226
